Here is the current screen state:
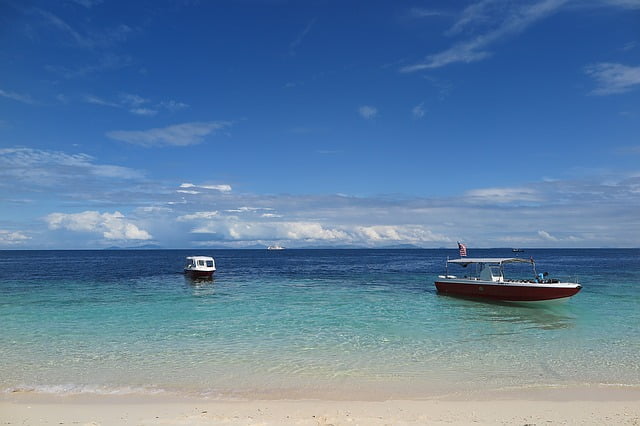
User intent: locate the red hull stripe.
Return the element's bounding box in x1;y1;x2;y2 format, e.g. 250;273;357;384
434;281;581;301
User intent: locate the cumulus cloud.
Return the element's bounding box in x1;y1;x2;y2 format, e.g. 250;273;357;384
0;230;31;245
154;171;640;248
354;225;446;243
537;230;558;241
179;208;449;246
45;211;152;240
107;121;231;147
191;219;350;242
4;145;639;248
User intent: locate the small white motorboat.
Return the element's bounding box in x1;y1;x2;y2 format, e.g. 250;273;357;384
184;256;216;278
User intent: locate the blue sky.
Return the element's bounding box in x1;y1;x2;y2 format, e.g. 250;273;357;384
1;0;639;249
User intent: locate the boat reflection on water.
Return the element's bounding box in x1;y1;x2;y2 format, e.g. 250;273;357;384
184;275;216;296
185;275;214;285
485;305;576;331
439;294;577;331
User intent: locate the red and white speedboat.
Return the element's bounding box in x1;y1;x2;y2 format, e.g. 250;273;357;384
434;257;581;302
184;256;216;278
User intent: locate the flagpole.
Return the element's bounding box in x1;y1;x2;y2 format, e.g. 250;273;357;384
446;255;449;277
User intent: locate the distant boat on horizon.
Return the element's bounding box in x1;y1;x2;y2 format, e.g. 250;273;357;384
512;248;525;253
267;245;285;250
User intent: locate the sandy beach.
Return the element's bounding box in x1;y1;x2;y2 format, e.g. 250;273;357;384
2;386;639;425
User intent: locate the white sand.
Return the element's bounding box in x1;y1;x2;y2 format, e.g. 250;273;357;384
2;386;639;425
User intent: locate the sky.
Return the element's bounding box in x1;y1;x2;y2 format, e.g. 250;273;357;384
1;0;639;249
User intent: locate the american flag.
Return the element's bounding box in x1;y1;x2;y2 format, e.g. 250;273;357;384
458;242;467;257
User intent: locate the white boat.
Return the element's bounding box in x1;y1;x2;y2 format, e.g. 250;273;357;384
267;245;285;250
435;257;582;302
184;256;216;278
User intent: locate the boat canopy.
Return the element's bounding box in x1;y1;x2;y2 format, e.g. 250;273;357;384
447;257;533;266
186;256;214;261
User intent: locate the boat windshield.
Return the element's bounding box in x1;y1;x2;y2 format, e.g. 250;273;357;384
206;260;214;267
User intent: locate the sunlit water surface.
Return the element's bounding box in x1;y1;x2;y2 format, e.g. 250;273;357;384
1;249;638;399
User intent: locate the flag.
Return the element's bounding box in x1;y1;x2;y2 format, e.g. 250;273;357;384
458;242;467;257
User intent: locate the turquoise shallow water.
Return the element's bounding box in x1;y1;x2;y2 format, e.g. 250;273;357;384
1;249;638;399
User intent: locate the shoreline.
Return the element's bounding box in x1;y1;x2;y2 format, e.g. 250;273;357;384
2;385;639;425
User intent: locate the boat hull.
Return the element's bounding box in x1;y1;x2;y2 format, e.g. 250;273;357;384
184;269;214;279
434;279;581;302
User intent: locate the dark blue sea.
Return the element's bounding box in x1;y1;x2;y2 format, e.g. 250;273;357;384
1;249;638;399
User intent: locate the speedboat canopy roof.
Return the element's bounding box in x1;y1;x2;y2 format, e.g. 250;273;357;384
447;257;533;266
186;256;215;261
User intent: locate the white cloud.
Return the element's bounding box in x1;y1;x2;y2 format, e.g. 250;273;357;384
45;211;152;240
33;8;132;49
3;145;639;248
0;147;143;188
412;102;426;119
136;206;173;214
538;230;558;241
180;183;232;192
225;207;273;213
84;95;120;107
358;105;378;120
84;93;189;116
157;100;189;111
130;108;158;116
0;230;31;245
585;63;640;95
408;8;447;18
261;213;283;218
177;211;220;221
402;0;569;71
107;121;232;147
0;89;36;104
69;0;103;8
191;219;350;242
182;208;449;246
47;54;132;78
355;225;447;243
465;187;541;203
289;18;316;55
119;93;148;106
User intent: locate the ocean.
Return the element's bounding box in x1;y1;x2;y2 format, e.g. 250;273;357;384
1;249;638;399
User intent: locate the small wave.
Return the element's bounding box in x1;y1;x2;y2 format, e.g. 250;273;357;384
3;384;168;396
